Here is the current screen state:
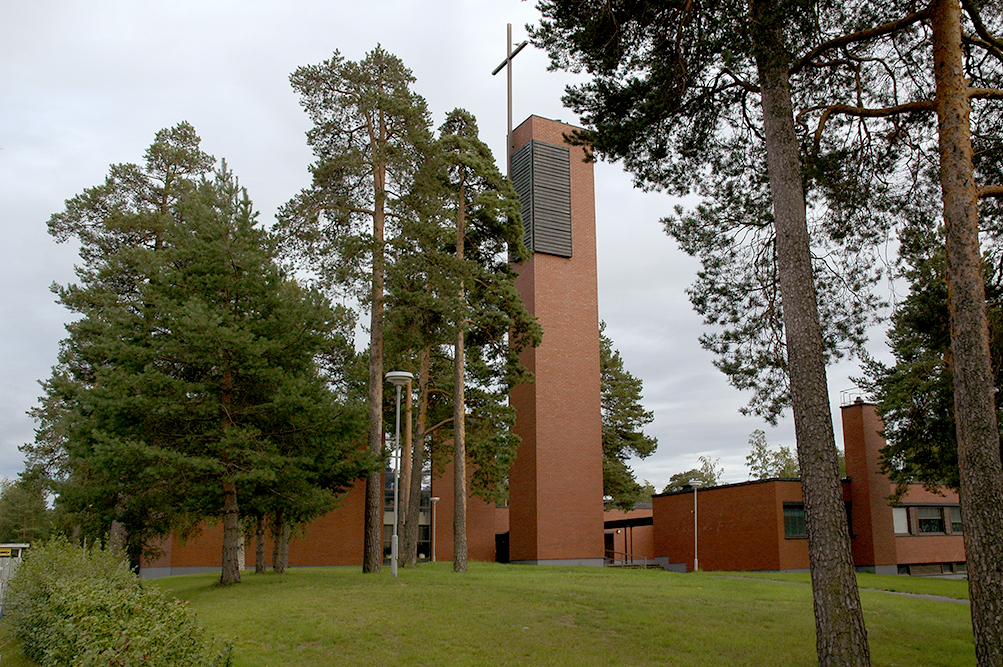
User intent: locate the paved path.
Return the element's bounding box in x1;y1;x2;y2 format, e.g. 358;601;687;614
714;575;969;605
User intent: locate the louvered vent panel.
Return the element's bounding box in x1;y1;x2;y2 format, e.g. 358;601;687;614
510;142;535;251
510;140;572;258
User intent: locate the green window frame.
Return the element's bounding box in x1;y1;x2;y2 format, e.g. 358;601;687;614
784;503;807;538
948;506;963;533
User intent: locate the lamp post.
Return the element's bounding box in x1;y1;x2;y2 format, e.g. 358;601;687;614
689;479;704;572
385;371;414;578
430;496;440;562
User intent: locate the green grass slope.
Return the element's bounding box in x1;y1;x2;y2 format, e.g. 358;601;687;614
147;564;972;667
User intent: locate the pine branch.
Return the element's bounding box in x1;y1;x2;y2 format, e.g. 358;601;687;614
962;0;1003;52
970;88;1003;101
312;202;376;217
811;100;935;153
964;34;1003;65
423;416;454;438
979;185;1003;198
721;67;760;93
790;9;931;75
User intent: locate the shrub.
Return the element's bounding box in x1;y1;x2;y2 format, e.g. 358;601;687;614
2;537;231;666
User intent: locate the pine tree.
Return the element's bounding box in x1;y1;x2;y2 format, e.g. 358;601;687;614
28;122;215;567
600;323;658;510
33;128;370;582
532;3;870;662
279;47;434;573
437;108;535;572
858;218;1003;495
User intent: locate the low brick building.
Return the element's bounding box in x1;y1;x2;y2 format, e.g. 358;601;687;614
651;400;966;575
140;400;966;577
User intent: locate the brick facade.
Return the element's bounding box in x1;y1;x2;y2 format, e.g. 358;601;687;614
430;455;501;563
508;116;605;565
652;480;810;572
141;481;367;576
650;401;966;574
603;506;654;564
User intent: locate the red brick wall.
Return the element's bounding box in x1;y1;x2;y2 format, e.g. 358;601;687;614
653;481;809;572
604;507;654;559
509;115;605;563
841;402;966;568
287;482;367;566
141;481;368;571
431;455;499;563
842;402;897;568
895;484;965;565
495;506;510;535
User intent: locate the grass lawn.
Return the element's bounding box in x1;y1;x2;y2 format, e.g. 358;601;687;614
1;564;975;666
157;564;972;667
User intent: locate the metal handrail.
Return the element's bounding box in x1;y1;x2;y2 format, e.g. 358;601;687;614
604;549;651;568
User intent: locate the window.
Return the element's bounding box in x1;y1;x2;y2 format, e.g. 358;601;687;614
917;507;945;533
784;503;807;538
382;525;393;560
948;506;963;533
892;507;910;534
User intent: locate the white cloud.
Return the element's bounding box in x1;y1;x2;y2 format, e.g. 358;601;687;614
0;0;881;486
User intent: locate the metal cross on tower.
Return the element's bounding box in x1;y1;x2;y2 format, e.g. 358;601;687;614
492;23;529;176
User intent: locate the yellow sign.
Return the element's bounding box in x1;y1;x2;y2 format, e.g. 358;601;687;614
0;548;11;557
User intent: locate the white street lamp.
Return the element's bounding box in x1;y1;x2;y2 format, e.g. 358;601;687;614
430;496;440;563
689;479;704;572
385;371;414;578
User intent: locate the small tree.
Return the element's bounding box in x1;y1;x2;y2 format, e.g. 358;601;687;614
0;477;52;543
662;456;724;494
745;430;800;479
600;323;658;509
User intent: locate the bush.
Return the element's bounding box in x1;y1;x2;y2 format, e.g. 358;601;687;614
2;537;231;666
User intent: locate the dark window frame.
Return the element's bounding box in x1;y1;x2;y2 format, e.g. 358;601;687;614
783;502;807;539
916;506;946;534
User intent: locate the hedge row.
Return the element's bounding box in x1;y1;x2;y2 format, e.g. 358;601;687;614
2;538;231;666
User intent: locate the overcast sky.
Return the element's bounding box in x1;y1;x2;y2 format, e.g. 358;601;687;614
0;1;887;488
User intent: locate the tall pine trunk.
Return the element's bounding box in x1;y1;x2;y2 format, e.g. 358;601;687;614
454;176;468;573
931;2;1003;662
270;508;291;574
278;520;290;572
255;514;266;574
363;163;387;574
220;368;242;585
402;347;431;567
749;1;870;663
220;481;241;584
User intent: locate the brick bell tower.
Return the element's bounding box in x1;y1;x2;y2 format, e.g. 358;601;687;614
507;115;605;565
